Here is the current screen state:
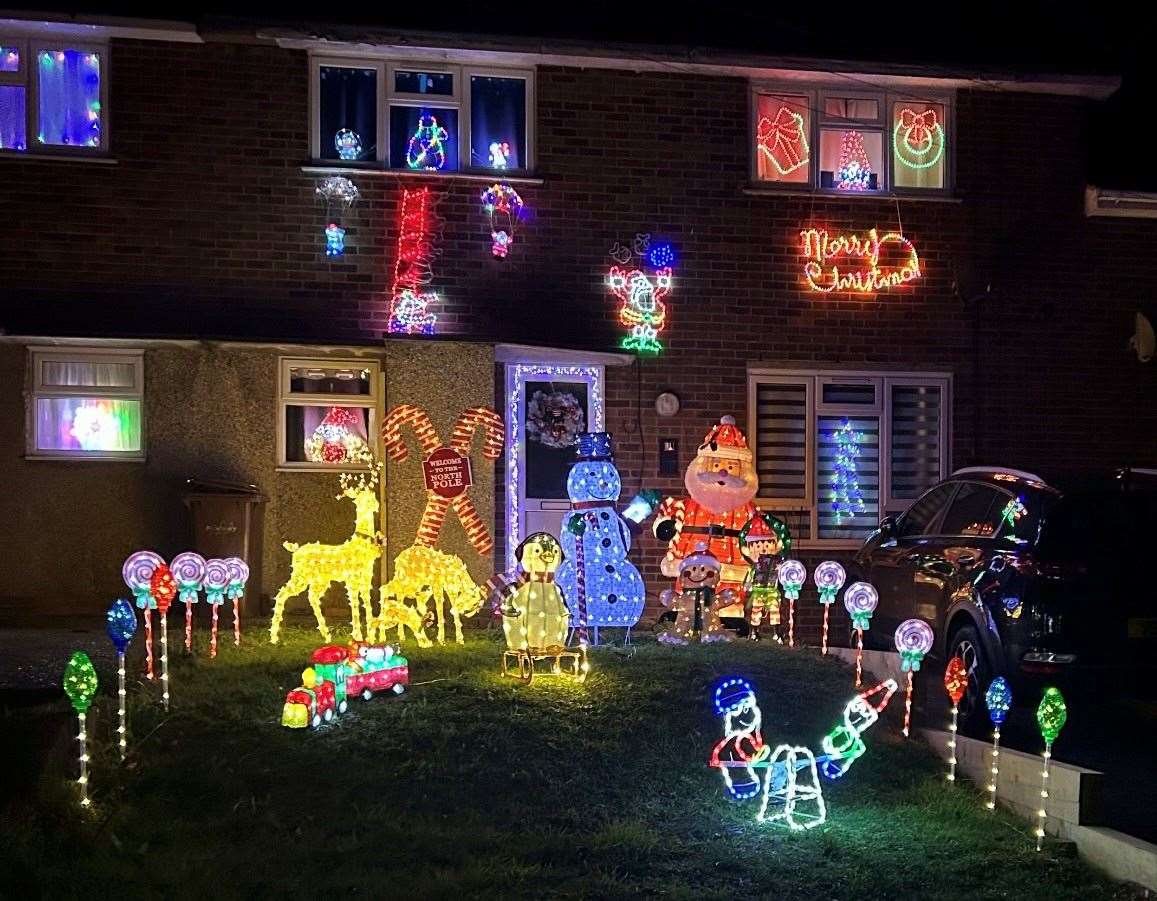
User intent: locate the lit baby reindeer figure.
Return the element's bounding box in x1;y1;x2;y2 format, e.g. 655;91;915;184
609;264;671;354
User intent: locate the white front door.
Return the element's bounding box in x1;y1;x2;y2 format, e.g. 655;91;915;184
504;363;605;572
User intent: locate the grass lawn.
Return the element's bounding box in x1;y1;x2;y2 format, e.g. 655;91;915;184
0;625;1133;899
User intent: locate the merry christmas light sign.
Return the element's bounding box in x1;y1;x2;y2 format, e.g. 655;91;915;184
799;227;921;294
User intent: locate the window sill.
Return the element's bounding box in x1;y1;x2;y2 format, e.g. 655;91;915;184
742;184;962;204
301;163;544;186
24;453;144;462
1;152;118;165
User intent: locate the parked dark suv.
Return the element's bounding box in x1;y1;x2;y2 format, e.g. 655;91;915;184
854;467;1157;728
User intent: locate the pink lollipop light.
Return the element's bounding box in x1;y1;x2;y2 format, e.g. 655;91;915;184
224;557;249;647
843;581;878;687
895;618;935;737
776;560;807;649
123;550;164;680
203;559;230;659
813;561;846;654
171;551;206;652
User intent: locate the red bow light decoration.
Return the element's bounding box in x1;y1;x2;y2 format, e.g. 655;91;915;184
383;405;504;555
899;108;938;149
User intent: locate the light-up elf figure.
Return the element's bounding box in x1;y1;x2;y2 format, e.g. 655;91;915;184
709;678;769;800
658;545;736;645
738;511;791;641
555;432;646;644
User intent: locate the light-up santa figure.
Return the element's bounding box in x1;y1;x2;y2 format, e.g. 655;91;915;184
304;406;368;464
555;432;646;641
654;416;760;611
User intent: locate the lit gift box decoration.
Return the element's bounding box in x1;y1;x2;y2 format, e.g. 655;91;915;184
756;106;809;176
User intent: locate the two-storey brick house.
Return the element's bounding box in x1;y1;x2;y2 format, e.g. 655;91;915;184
1;11;1152;631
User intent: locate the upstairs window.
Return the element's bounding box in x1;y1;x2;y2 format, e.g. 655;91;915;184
1;39;106;155
28;348;143;459
751;86;951;195
311;57;534;174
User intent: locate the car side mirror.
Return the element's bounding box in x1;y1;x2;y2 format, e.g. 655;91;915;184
878;515;898;542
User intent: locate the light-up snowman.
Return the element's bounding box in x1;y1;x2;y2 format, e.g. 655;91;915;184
556;432;646;640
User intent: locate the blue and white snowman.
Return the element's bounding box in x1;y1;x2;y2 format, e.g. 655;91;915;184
556;432;646;641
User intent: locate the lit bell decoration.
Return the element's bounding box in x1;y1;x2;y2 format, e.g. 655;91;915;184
170;551;206;653
304;406;368;465
776;559;807;649
150;564;177;710
894;618;934;737
122;550;164;680
812;561;846;654
984;676;1012;811
1035;687;1068;851
105;599;137;761
63;651;98;808
943;656;968;782
843;582;877;687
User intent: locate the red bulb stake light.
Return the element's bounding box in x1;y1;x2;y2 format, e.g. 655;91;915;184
150;564;177;710
944;656;968;782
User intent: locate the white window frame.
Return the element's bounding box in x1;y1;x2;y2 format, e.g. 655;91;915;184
27;347;144;460
749;84;953;196
0;36;110;158
277;357;381;471
309;55;536;173
747;368;952;548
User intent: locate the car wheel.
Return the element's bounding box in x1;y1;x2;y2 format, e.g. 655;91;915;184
338;700;348;714
323;707;334;723
392;683;406;695
362;688;374;702
311;713;321;729
949;623;991;731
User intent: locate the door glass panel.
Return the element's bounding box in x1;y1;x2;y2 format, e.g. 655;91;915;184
524;380;588;499
939;483;1004;537
897;482;955;537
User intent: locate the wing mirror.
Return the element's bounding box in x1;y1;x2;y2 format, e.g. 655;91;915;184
878;515;898;543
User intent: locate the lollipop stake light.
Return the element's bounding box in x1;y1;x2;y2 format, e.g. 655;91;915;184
225;557;250;647
63;652;98;808
171;552;206;652
843;582;878;688
894;618;934;737
776;560;807;649
204;559;230;658
984;676;1012;811
1035;686;1068;851
813;561;846;655
105;599;137;761
123;550;164;680
943;656;968;782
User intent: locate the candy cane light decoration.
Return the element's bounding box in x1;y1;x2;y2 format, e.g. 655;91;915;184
170;551;206;653
843;582;877;688
105;599;136;761
382;404;504;555
894;618;934;737
813;561;846;655
224;557;249;646
123;550;164;681
204;559;230;658
150;564;177;710
1035;686;1068;851
943;656;968;782
63;651;98;808
776;559;807;648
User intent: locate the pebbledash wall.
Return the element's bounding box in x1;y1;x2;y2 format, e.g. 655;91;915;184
2;35;1155;625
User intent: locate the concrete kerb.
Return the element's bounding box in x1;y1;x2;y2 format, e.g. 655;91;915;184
828;644;1157;892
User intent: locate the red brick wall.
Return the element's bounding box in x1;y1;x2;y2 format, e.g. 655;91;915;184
2;38;1154;632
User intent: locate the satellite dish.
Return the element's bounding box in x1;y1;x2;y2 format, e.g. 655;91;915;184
1129;312;1155;362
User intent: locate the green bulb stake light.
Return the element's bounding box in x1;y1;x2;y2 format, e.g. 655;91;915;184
1035;687;1068;851
63;651;99;808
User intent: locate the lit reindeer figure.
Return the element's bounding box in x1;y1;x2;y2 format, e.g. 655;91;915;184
269;455;383;644
378;404;504;644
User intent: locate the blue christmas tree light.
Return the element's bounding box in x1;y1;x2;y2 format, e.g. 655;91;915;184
830;420;865;524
